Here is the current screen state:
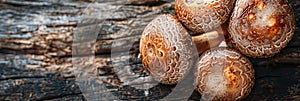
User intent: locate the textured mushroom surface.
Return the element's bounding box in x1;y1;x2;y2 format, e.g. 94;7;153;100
175;0;235;34
195;48;255;101
228;0;295;58
139;14;198;84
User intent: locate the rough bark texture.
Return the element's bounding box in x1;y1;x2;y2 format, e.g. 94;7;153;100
0;0;299;100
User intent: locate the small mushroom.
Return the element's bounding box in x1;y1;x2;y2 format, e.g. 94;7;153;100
175;0;235;34
139;14;225;84
194;47;255;101
228;0;295;58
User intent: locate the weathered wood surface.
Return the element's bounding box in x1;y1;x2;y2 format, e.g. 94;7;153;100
0;0;299;100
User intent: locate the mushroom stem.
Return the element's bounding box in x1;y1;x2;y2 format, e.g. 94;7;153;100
192;27;226;53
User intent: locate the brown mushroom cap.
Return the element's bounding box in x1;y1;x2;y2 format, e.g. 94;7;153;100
139;14;198;84
175;0;235;34
194;47;255;101
228;0;295;58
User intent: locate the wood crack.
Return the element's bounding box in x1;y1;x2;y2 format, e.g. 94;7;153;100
0;76;46;81
36;92;83;101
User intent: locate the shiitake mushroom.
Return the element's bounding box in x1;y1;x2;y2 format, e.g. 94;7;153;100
139;14;225;84
228;0;295;58
175;0;235;34
194;47;255;101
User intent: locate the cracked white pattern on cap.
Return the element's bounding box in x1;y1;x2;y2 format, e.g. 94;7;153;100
175;0;235;34
140;14;198;84
195;48;255;101
228;0;295;58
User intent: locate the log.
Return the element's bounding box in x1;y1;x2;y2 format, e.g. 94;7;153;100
0;67;84;100
0;0;299;100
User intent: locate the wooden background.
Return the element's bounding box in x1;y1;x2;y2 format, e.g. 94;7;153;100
0;0;299;100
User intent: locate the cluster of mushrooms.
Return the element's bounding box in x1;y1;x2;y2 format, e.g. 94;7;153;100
139;0;295;100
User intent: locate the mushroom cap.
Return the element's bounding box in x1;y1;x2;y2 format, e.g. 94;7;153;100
139;14;198;84
194;47;255;101
228;0;295;58
175;0;235;34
